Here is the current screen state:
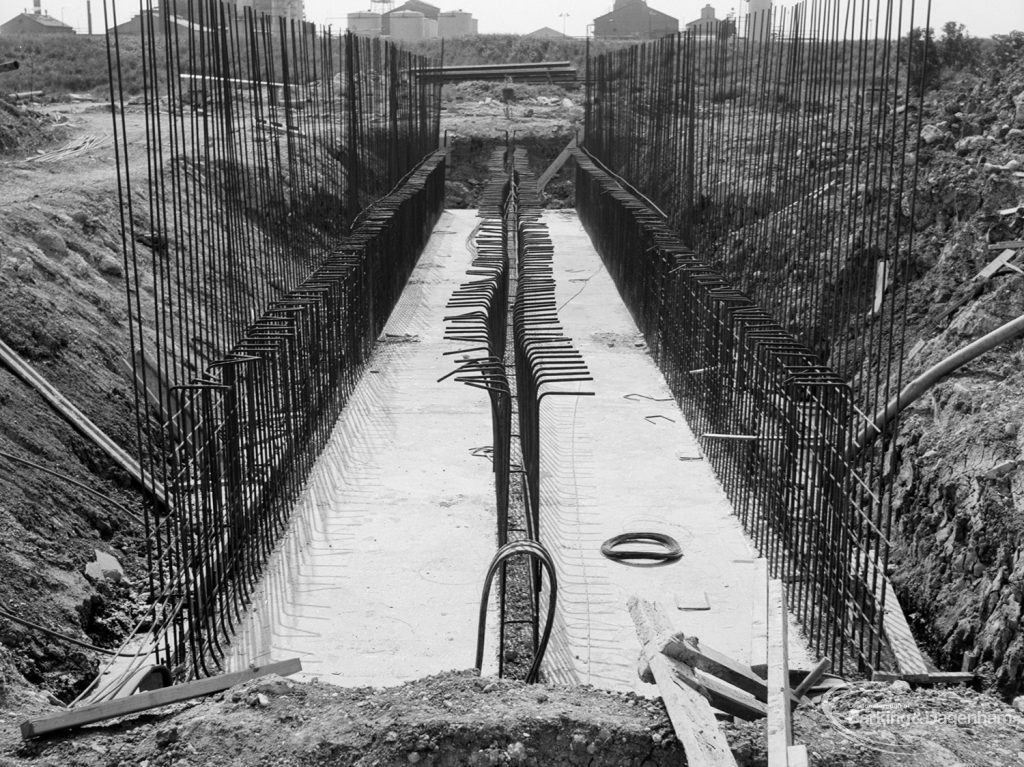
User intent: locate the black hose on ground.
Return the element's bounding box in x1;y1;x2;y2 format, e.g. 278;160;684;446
601;532;682;563
0;449;143;524
0;604;137;657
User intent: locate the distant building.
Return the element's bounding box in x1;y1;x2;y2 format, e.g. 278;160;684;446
381;0;439;35
240;0;304;23
349;1;477;40
347;11;382;36
111;10;209;36
746;0;771;41
685;4;719;34
438;10;476;38
593;0;677;40
0;11;75;35
388;10;437;42
524;26;564;39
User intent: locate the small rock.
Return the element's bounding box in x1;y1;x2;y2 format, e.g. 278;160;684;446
256;693;270;707
384;731;398;743
483;682;498;693
84;549;125;584
954;134;992;152
1014;89;1024;127
35;230;68;259
1013;696;1024;714
407;753;421;764
506;741;527;762
155;727;179;748
535;692;548;703
891;680;911;693
920;124;945;144
561;97;574;109
98;255;123;277
66;253;91;278
570;733;587;754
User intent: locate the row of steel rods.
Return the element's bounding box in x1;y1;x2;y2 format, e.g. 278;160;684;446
441;147;513;542
446;144;592;680
510;151;593;667
104;0;443;678
442;147;521;675
580;0;931;674
576;145;877;674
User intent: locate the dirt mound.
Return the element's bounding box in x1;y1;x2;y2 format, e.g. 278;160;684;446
3;673;1023;766
886;59;1024;696
0;98;63;155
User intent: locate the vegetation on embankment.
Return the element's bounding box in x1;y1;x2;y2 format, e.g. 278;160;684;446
0;35;146;98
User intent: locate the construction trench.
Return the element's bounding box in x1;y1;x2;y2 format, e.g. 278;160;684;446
7;0;1007;762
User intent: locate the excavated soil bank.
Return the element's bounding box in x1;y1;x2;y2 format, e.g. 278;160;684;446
3;672;1024;766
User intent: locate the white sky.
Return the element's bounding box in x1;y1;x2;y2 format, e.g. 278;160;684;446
1;0;1021;41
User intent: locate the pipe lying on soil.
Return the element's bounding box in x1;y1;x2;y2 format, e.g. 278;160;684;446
0;61;19;74
851;312;1024;458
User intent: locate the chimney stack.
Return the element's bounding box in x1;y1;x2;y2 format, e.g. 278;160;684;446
33;0;41;15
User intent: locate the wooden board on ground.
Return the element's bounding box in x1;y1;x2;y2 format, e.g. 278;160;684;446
872;670;975;685
22;659;302;739
977;249;1019;280
628;597;738;767
787;745;810;767
660;634;772;704
537;134;579;191
750;558;769;668
880;578;929;677
792;656;831;699
767;579;793;766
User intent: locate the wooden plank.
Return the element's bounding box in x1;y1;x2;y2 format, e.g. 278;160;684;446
750;558;769;668
767;579;793;767
787;745;810;767
988;241;1024;250
22;659;301;739
675;590;711;610
686;669;767;720
792;656;831;700
0;337;167;507
660;634;772;703
938;249;1020;325
977;249;1018;280
537;135;578;191
871;670;975;685
872;260;890;314
880;578;929;677
628;597;738;767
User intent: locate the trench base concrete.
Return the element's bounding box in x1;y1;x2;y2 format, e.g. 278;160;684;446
537;210;813;692
225;210;499;685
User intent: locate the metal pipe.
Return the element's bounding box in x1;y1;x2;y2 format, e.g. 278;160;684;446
852;312;1024;457
0;61;19;73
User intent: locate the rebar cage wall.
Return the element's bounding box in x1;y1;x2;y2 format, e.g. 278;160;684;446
581;0;932;673
104;0;443;678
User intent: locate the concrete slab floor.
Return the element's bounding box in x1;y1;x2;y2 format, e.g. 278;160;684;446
224;209;500;685
225;207;814;692
536;210;813;692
